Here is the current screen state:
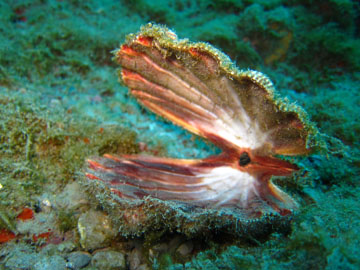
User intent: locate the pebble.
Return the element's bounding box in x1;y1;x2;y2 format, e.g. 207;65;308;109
5;252;39;269
149;243;168;258
33;255;67;270
152;243;168;253
41;241;76;256
137;264;150;270
129;248;142;270
66;251;92;269
77;210;117;250
91;250;126;270
55;182;89;211
168;235;183;252
176;241;194;256
56;241;77;253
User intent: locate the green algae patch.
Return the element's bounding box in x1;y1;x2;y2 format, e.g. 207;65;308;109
57;209;78;233
0;90;139;233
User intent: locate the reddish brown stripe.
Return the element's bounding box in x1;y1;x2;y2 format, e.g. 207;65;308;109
119;45;142;56
109;179;205;193
85;173;102;181
136;36;153;47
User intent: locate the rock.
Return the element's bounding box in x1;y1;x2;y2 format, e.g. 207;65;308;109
129;248;142;270
168;235;183;252
41;241;76;256
56;241;77;253
77;210;117;250
56;182;89;211
137;264;150;270
149;243;168;258
33;255;67;270
66;251;91;269
91;250;126;270
5;251;39;269
176;241;194;256
152;243;168;253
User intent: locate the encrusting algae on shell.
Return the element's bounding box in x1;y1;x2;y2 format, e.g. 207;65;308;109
85;23;320;238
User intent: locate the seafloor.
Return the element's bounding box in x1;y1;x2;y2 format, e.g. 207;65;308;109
0;0;359;269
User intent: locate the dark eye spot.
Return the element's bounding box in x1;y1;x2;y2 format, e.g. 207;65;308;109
239;152;251;166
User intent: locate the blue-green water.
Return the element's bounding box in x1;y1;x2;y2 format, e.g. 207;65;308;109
0;1;359;269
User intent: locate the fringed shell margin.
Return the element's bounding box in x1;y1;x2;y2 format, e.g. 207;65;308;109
118;23;322;153
81;173;291;238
